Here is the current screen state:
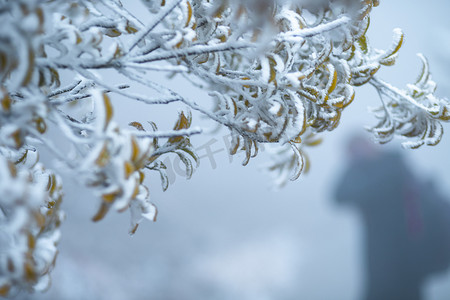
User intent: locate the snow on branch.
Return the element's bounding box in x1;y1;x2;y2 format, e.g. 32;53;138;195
0;0;448;295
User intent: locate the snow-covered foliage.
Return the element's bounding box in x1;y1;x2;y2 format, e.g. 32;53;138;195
0;154;63;295
0;0;448;295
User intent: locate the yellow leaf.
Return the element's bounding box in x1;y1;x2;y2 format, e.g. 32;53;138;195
33;117;47;134
131;179;140;199
49;174;57;195
125;24;138;34
22;48;35;87
130;224;139;235
92;202;110;222
124;161;135;179
27;233;35;250
24;262;37;283
1;92;11;112
0;284;10;297
33;211;45;228
168;111;191;143
130;136;140;162
291;136;302;143
327;66;338;95
185;1;193;27
305;138;323;147
105;29;121;37
102;189;122;203
138;170;145;184
7;161;17;177
358;36;368;53
103;93;113;130
113;44;123;59
129;121;145;131
95;142;110;167
10;129;22;149
173;111;191;130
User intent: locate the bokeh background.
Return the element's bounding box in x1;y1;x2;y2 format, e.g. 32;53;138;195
18;1;450;299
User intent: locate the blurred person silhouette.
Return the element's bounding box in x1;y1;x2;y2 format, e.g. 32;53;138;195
335;135;450;300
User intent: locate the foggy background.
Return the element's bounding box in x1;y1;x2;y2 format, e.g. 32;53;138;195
18;1;450;299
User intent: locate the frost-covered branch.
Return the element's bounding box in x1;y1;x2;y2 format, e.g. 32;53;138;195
0;0;448;296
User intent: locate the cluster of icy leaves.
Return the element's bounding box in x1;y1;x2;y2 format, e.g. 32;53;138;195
145;0;449;181
0;0;449;295
368;54;450;149
0;152;63;296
